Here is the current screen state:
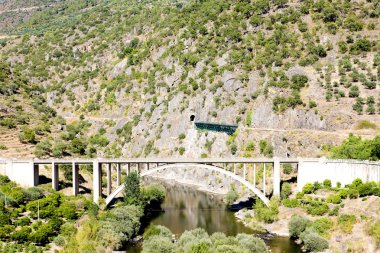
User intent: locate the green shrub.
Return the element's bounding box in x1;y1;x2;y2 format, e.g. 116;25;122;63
300;228;329;252
323;179;332;188
302;183;314;194
19;127;36;144
289;215;309;238
282;198;299;208
326;194;342;204
224;188;239;205
281;183;292;199
368;220;380;247
282;164;293;175
338;214;356;233
311;218;333;237
329;206;339;216
348;188;359;199
306;201;329;216
254;198;279;223
338;189;348;199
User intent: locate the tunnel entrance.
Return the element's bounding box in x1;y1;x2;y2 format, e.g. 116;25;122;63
190;114;195;122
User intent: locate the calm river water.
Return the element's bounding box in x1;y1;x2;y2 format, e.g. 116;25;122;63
127;180;302;253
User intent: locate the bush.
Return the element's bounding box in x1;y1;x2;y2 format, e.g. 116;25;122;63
326;194;342;204
19;128;36;144
282;198;299;208
289;215;309;238
368;220;380;247
306;201;329;216
254;198;279;223
348;188;359;199
282;164;293;174
338;214;356;233
281;183;292;199
142;235;176;253
141;184;165;208
58;201;77;219
300;228;329;252
323;179;332;188
302;183;314;194
236;233;268;252
311;218;333;237
143;225;172;240
338;189;348;199
224;188;239;205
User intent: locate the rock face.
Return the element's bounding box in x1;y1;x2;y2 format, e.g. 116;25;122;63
250;98;327;130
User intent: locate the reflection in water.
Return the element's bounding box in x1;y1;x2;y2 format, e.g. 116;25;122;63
128;180;302;253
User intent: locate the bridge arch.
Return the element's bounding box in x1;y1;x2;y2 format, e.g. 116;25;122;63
105;163;270;207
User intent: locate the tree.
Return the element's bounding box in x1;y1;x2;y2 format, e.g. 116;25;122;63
124;172;141;206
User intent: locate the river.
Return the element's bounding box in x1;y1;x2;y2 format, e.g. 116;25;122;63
127;180;302;252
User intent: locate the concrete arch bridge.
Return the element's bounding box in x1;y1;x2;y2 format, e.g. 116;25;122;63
0;158;379;207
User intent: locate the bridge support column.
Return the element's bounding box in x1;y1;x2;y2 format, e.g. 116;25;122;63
263;163;266;196
253;164;256;186
72;162;79;196
273;158;281;197
243;163;246;180
33;163;39;186
233;163;236;174
116;163;121;186
107;163;112;195
52;162;59;191
93;161;101;204
126;163;130;175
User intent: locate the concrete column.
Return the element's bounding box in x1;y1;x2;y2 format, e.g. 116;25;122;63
93;161;100;204
233;163;237;174
116;163;121;186
273;158;281;197
33;163;39;186
72;162;79;196
253;163;256;186
263;163;266;196
52;162;59;191
126;163;130;175
107;163;112;195
243;163;246;181
147;163;150;170
156;163;159;167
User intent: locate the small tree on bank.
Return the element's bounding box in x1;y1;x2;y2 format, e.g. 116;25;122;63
124;172;141;206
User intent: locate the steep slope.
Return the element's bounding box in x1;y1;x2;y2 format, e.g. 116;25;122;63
0;0;379;158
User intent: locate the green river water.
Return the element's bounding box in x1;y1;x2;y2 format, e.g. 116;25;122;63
126;180;302;253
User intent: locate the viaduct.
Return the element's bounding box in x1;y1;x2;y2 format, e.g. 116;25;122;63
0;157;379;206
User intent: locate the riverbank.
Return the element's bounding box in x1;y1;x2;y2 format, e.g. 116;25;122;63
235;195;380;252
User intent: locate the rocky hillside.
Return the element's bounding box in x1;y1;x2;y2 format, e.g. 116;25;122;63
0;0;379;159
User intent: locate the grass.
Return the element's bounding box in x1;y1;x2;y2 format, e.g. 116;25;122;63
355;120;377;130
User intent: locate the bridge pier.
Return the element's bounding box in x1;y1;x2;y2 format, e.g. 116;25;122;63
253;163;256;186
33;163;39;186
263;163;266;196
107;163;112;195
273;158;281;197
72;162;79;196
93;161;100;204
233;163;236;174
52;162;59;191
243;163;246;180
116;163;121;186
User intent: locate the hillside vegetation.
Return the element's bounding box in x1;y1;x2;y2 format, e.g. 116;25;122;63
0;0;379;158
